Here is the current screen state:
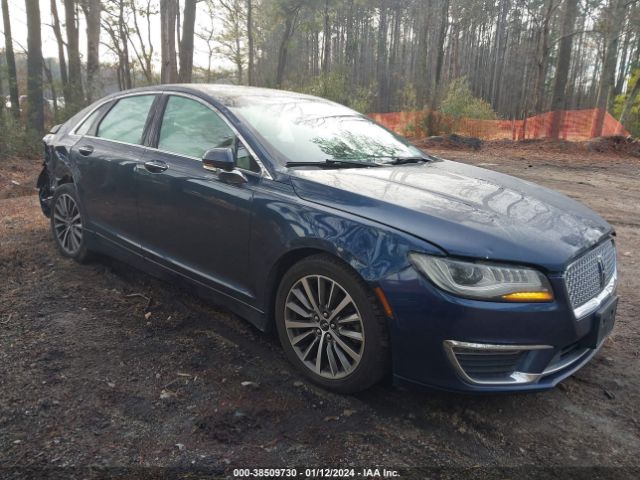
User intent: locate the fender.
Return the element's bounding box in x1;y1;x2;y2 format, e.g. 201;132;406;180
251;184;446;331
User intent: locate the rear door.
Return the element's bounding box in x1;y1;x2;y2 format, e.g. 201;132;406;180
74;94;159;251
136;93;262;301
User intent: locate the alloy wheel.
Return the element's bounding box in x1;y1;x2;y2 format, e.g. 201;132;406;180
284;275;365;379
53;193;83;255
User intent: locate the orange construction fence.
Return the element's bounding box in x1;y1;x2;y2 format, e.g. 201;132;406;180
368;108;629;141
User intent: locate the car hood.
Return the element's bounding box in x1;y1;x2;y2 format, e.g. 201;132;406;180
289;159;612;272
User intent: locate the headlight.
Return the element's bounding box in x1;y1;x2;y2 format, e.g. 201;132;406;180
409;253;553;302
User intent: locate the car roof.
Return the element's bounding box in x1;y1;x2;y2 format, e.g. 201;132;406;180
123;83;322;107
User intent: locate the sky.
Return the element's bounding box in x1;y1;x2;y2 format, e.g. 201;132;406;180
1;0;232;71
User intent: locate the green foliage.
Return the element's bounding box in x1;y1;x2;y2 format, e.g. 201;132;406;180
291;70;376;113
440;77;497;120
54;102;86;126
613;68;640;137
404;121;421;138
421;111;450;137
0;114;42;160
399;83;419;111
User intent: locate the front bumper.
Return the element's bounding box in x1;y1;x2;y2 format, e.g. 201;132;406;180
380;267;617;393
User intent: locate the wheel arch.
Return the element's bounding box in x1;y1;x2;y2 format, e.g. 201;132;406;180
263;245;383;333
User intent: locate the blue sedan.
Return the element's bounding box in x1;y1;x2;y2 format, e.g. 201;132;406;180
37;85;618;393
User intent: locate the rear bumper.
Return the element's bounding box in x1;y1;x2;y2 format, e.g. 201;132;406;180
380;267;616;393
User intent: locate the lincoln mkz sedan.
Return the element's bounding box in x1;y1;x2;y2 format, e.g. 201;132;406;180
37;85;618;393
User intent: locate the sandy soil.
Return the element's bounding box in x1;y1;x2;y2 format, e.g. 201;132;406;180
0;145;639;478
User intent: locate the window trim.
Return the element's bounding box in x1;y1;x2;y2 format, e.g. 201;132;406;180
75;90;272;179
151;92;270;179
71;90;163;137
74;90;273;180
72;103;109;137
93;93;160;146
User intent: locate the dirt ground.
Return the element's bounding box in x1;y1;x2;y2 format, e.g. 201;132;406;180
1;144;639;478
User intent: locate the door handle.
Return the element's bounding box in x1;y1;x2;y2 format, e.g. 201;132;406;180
78;145;94;156
143;160;168;173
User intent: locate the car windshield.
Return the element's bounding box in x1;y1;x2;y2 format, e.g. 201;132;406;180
227;95;424;166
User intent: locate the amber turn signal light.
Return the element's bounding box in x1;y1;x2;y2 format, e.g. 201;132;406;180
501;291;554;302
374;287;395;318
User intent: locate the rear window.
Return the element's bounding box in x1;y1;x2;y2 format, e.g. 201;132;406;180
97;95;156;145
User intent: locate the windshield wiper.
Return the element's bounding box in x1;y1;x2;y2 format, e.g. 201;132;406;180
285;156;431;169
383;156;430;165
285;159;383;169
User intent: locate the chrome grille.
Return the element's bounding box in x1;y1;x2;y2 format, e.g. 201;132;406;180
565;240;616;311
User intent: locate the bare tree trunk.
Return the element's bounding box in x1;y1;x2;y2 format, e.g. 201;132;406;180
43;59;58;114
425;0;449;134
118;0;132;89
617;77;639;133
490;0;509;107
235;31;243;83
614;17;630;96
567;13;585;109
2;0;20;119
130;0;155;83
276;5;300;88
83;0;101;102
376;0;388;111
207;47;213;81
247;0;255;85
415;6;430;107
176;1;181;51
432;0;450;105
25;0;44;133
591;0;626;137
161;0;179;83
50;0;68;91
0;64;4;119
179;0;197;82
532;0;554;114
550;0;579;138
322;0;331;75
64;0;84;107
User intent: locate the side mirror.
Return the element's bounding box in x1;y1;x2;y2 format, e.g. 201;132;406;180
202;147;235;172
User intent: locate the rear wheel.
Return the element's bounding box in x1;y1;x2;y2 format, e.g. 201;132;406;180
275;254;389;393
50;183;91;262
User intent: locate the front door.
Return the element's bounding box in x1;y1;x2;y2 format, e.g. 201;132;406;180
136;94;261;301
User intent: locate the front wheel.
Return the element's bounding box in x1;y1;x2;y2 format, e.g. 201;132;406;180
275;254;389;393
50;183;91;263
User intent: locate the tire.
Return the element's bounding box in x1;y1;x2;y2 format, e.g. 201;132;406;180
50;183;91;263
275;254;389;393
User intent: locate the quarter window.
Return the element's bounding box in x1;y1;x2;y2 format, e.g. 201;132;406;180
75;107;104;136
97;95;156;145
158;96;235;158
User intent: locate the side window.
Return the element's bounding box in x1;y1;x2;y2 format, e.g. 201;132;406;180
74;107;104;136
158;96;235;158
97;95;156;145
